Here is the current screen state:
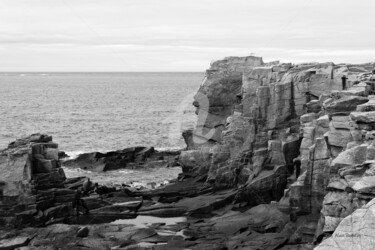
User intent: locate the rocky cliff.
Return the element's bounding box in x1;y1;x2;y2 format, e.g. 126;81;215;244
179;55;375;247
0;134;78;227
2;56;375;249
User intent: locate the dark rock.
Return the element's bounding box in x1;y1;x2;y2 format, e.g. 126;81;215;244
7;133;52;149
36;198;55;211
15;209;37;226
178;150;212;175
324;96;369;114
58;151;69;159
237;166;288;206
76;226;89;238
44;205;70;221
130;228;157;241
306;100;322;113
135;147;154;162
62;146;176;172
0;236;31;250
64;177;86;189
34;158;57;173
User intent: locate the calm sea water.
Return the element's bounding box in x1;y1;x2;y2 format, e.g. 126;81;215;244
0;72;203;155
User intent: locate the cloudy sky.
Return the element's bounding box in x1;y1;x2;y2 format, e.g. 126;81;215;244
1;0;374;71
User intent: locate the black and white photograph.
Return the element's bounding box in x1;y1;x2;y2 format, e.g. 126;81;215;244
1;0;375;249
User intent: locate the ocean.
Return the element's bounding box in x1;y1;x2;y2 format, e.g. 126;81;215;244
0;72;204;155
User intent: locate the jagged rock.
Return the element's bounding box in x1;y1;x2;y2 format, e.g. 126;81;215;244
350;111;375;123
330;115;352;130
237;166;288;205
316;115;330;128
58;151;69;159
357;96;375;112
340;86;367;97
327;127;352;148
0;152;31;197
7;133;52;149
90;199;143;215
331;144;367;172
43;204;69;221
178;150;212;175
76;226;89;238
0;236;30;250
193;56;264;147
63;147;145;171
138;189;236;217
0;134;72;228
315;116;330;138
324;96;369;114
15;209;37;226
314;138;330;160
4;59;375;249
34;158;57;173
306;100;322;113
316;198;375;250
327;178;349;191
226;230;291;250
310;159;331;214
283;137;302;172
268;140;286;166
182;129;216;150
63;147;178;172
211;204;289;235
188;60;360;191
301;113;318;124
350;176;375;194
320;192;355;232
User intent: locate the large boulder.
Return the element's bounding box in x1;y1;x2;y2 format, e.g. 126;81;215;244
316;198;375;250
0;134;57;197
350;111;375;123
331;144;367;172
324;96;369;114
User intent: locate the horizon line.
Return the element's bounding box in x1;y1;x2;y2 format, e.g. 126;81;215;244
0;71;205;73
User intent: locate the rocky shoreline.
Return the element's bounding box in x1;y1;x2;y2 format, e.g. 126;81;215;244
1;56;375;249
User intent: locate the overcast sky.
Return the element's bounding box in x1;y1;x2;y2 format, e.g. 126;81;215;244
1;0;374;71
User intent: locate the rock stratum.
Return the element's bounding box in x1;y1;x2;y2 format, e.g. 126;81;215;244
1;56;375;249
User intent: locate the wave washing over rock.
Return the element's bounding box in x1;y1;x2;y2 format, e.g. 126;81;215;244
1;56;375;249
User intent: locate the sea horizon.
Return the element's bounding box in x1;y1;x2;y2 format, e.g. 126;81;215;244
0;72;204;153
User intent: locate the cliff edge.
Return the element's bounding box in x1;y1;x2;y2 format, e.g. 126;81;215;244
179;55;375;247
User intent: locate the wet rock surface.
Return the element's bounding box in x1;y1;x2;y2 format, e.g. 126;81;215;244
63;146;180;172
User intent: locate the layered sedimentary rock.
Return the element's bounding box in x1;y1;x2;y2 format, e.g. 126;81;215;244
181;58;357;194
179;55;375;246
0;134;70;227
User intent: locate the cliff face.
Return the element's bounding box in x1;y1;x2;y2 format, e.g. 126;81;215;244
183;56;264;149
179;55;375;244
0;134;72;226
